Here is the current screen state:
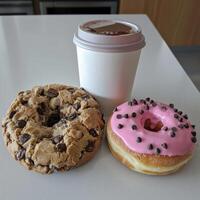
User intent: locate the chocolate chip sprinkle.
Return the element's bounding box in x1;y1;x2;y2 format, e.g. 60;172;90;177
146;105;150;110
178;124;184;129
19;133;31;144
131;112;137;118
140;99;146;104
150;100;155;104
174;114;179;119
191;137;197;143
140;110;144;114
56;143;66;152
170;132;176;137
133;99;138;105
116;114;122;119
191;131;196;137
16;120;26;128
124;114;129;118
184;123;189;128
178;111;183;115
16;148;26;160
183;114;188;119
163;127;168;131
148;144;154;150
171;127;177;132
161;143;168;149
113;107;118;112
128;101;133;106
161;106;167;111
174;108;178;113
136;137;142;143
191;125;195;129
52;135;63;144
156;148;161;154
9;111;16;119
132;125;137;130
179;118;183;122
152;102;157;107
169;104;174;108
118;124;123;129
146;97;150;101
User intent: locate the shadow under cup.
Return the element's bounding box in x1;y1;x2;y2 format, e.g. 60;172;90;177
73;20;146;116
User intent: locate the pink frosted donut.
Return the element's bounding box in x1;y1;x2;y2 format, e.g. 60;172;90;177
107;98;197;175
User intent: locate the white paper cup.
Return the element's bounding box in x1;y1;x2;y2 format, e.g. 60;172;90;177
73;20;145;115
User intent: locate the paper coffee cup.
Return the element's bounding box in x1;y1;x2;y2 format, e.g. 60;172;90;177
73;20;145;115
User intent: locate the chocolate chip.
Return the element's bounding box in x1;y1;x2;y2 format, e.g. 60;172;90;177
139;110;144;114
183;114;188;119
131;112;137;118
178;111;183;115
37;107;44;115
146;105;150;110
191;131;196;137
56;143;66;152
73;102;81;111
116;114;122;119
174;114;179;119
128;101;133;106
140;99;146;104
152;102;157;107
132;125;137;130
16;148;26;160
163;127;168;131
161;106;167;111
133;99;138;105
85;140;95;152
136;137;142;143
39;88;44;96
146;97;150;101
171;127;177;132
161;143;168;149
150;100;155;104
45;88;58;98
169;104;174;108
148;144;154;150
170;132;176;137
156;148;161;155
184;123;189;128
19;133;31;144
192;125;195;129
174;108;178;113
47;113;60;127
118;124;123;129
9;111;16;119
16;120;26;128
191;137;197;143
124;114;129;118
28;158;34;166
178;124;184;129
179;118;183;122
67;113;77;121
113;107;118;112
89;129;98;137
52;135;63;144
21;100;28;105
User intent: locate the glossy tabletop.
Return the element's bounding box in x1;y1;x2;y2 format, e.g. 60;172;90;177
0;15;200;200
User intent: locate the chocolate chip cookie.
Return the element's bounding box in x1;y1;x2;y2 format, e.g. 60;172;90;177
2;84;105;174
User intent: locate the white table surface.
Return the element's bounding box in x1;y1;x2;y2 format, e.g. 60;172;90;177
0;15;200;200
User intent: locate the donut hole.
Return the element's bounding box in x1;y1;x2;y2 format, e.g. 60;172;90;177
141;113;163;132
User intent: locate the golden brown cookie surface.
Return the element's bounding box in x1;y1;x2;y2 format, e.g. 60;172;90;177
2;84;104;174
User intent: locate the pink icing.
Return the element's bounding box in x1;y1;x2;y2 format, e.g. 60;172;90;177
111;99;196;156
